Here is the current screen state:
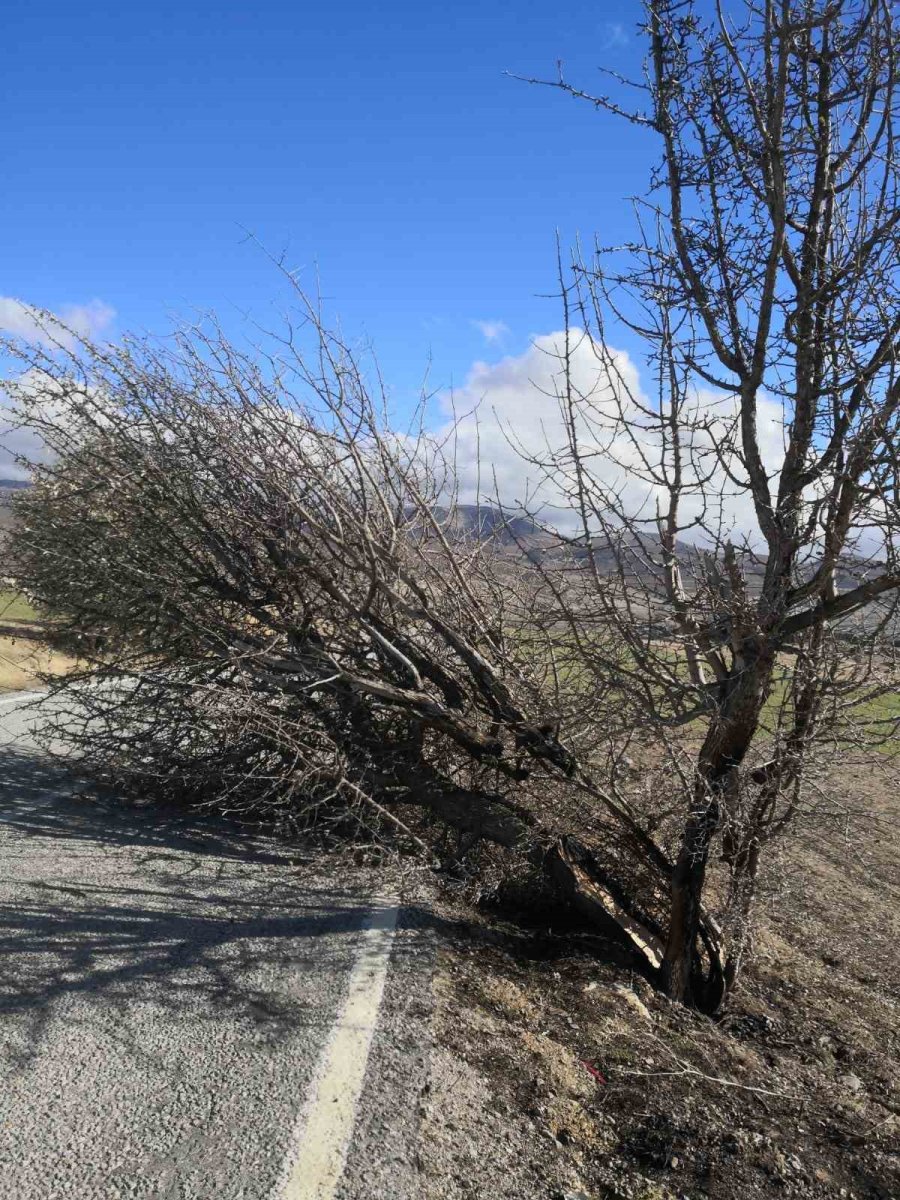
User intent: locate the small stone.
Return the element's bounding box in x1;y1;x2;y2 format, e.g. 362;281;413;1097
840;1072;864;1093
612;983;652;1020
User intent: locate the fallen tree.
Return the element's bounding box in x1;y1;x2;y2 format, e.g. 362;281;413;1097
2;299;712;994
5;278;898;1013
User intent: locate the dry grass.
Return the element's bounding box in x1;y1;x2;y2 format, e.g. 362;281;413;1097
0;635;75;694
0;591;75;693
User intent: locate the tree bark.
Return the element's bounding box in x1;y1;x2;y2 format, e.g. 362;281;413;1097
662;640;774;1010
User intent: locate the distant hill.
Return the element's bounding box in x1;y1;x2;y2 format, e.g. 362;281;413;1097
431;504;563;563
437;504;657;572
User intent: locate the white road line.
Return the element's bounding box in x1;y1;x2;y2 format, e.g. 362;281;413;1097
274;903;399;1200
0;690;45;708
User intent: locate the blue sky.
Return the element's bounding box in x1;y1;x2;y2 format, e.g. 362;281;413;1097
4;1;658;408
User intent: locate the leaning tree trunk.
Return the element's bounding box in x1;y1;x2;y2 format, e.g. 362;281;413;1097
662;640;775;1011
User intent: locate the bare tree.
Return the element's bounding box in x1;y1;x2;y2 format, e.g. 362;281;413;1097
513;0;900;1007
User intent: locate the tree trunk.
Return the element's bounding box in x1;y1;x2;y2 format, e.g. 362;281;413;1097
662;640;774;1011
379;761;737;1001
662;792;725;1009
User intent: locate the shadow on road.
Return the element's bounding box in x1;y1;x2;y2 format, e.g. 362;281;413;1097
0;743;431;1069
0;743;299;865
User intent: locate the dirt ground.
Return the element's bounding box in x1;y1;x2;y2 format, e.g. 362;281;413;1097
0;632;73;694
0;592;74;693
417;760;900;1200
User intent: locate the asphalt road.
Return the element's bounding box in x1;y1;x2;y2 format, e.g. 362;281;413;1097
0;691;431;1200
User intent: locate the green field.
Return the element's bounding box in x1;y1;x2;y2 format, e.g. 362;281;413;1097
0;590;37;625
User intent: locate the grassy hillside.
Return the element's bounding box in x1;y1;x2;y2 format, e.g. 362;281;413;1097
0;588;73;693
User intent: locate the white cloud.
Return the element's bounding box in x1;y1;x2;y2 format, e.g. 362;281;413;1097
60;299;116;340
0;419;49;481
0;369;81;481
472;319;510;345
0;299;115;480
0;297;115;348
601;22;629;49
436;331;788;545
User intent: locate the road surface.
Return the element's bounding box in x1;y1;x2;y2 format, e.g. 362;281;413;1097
0;691;432;1200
